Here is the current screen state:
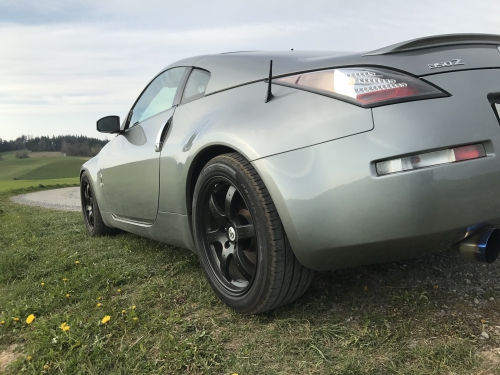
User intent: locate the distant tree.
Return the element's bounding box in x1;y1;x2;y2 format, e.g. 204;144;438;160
91;144;103;156
4;135;108;156
15;150;29;159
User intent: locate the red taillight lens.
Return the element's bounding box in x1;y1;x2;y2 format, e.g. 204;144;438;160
453;145;484;161
274;67;447;107
357;86;419;104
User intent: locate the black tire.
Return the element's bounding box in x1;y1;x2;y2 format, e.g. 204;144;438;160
80;172;116;236
192;153;314;314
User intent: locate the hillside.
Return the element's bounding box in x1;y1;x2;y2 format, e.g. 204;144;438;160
0;153;89;180
0;151;89;191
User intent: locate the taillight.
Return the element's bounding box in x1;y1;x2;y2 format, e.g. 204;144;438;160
274;67;448;107
376;143;486;176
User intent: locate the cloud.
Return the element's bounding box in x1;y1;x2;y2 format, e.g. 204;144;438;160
1;0;500;140
0;21;319;139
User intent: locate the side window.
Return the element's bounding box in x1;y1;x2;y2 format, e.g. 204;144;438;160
130;67;187;126
181;69;211;104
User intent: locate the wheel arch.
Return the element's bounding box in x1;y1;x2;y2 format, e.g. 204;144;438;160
186;144;237;216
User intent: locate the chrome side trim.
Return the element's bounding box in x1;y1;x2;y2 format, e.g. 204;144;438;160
111;213;154;227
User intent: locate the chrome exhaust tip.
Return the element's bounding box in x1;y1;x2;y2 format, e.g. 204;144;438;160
455;227;500;263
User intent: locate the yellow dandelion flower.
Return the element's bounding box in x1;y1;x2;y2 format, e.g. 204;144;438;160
101;315;111;324
96;303;102;307
66;294;70;298
481;319;487;324
62;278;68;282
27;355;32;361
0;321;5;325
132;305;136;310
26;314;35;324
13;317;19;321
133;317;138;321
75;260;80;264
43;364;49;370
97;296;102;300
121;310;126;314
117;289;121;293
59;322;70;331
40;282;45;286
433;285;439;290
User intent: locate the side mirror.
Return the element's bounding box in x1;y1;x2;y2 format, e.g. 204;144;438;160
97;116;121;133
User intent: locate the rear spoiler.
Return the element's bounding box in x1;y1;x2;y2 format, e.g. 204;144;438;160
364;33;500;56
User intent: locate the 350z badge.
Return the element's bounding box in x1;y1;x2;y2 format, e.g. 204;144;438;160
428;58;465;69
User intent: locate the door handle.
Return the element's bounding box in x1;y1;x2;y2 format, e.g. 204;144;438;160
155;117;172;152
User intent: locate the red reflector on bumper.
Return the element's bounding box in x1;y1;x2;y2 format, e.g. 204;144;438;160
453;144;485;161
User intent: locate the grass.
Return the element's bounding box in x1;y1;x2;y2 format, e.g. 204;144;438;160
0;178;79;193
0;150;83;192
0;151;88;181
1;187;500;374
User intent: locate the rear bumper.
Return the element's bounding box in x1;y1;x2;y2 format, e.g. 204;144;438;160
253;69;500;270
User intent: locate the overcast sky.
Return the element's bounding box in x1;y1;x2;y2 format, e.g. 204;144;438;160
1;0;499;141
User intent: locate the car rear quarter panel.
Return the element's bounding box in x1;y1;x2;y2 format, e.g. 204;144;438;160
253;69;500;270
158;80;373;215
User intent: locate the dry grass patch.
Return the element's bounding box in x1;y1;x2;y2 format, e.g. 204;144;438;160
0;345;21;372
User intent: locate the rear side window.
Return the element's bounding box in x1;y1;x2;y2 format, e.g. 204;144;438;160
182;69;211;104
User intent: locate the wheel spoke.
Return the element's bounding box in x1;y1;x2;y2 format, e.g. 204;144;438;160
234;245;255;281
206;230;218;244
235;223;255;239
224;186;238;222
208;194;227;227
220;247;232;280
206;229;224;245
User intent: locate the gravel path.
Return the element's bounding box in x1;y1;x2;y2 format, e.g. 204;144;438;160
10;187;81;212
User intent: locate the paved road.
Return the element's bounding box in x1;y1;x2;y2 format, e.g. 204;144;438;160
10;187;81;212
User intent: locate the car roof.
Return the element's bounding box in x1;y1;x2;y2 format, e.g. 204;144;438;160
165;51;356;95
163;34;500;95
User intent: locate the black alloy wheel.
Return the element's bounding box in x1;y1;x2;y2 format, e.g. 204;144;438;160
192;153;314;314
199;177;258;294
80;172;115;236
82;179;95;229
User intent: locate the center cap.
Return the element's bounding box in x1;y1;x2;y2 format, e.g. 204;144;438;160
228;227;236;241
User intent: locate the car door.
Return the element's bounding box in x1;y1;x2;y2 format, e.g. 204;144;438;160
101;67;188;223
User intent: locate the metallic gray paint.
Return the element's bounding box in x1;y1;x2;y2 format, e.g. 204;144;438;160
254;69;500;270
162;46;500;97
158;82;373;215
81;38;500;271
101;107;175;223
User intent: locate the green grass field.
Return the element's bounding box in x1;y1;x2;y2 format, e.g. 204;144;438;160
0;151;86;192
0;178;79;192
1;186;500;374
0;152;88;180
1;152;500;373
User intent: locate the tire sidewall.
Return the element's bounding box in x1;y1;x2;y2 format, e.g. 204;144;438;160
192;158;273;313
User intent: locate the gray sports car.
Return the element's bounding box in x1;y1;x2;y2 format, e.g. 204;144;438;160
81;33;500;314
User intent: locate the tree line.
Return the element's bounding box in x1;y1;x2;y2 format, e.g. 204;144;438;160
0;135;109;157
